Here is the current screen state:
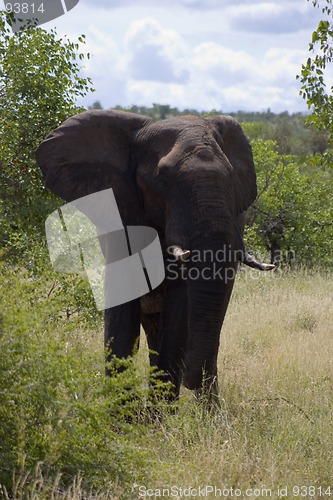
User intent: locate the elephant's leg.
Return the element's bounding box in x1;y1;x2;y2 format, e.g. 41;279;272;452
141;312;167;409
104;299;141;375
157;279;188;398
141;312;160;368
140;285;163;367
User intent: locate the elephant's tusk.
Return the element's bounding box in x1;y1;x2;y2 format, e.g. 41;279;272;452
172;246;191;262
242;252;275;271
259;262;276;271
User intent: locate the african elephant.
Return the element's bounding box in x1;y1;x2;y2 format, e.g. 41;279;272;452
36;110;273;400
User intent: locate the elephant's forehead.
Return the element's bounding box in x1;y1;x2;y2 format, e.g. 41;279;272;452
154;119;209;139
140;118;217;153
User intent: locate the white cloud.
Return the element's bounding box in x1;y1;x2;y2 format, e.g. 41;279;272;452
193;42;255;84
229;1;317;34
79;0;313;14
125;19;189;83
51;0;323;113
261;48;305;85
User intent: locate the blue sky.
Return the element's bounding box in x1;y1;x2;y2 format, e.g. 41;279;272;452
8;0;326;113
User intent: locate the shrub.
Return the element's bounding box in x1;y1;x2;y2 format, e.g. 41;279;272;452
0;262;158;496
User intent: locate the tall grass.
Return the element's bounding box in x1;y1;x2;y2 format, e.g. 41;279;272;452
1;263;332;498
141;268;333;497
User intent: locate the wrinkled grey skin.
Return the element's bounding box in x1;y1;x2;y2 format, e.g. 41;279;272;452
36;110;273;400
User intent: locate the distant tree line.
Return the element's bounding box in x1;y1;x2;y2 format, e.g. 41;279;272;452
89;101;329;158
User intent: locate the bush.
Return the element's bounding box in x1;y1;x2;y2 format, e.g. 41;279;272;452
0;262;160;496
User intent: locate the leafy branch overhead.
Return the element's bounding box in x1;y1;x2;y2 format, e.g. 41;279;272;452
298;0;333;135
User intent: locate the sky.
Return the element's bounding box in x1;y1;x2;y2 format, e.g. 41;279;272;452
13;0;327;113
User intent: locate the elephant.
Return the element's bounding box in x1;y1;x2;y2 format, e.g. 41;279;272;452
36;109;274;401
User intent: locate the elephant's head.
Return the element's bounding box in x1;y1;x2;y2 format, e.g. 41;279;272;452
36;110;258;394
134;115;256;251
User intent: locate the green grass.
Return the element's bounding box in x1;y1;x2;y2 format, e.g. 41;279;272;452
1;263;333;498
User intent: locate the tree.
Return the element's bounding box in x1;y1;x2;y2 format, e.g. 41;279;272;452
0;13;93;254
88;100;103;109
245;139;333;267
298;0;333;138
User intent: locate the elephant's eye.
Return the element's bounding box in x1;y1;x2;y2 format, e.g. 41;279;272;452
154;171;169;190
154;161;174;184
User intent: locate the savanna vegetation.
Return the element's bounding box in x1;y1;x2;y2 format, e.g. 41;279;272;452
1;264;333;498
1;0;333;497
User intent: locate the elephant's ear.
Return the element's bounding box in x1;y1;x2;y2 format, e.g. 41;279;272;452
210;115;257;214
35;109;153;225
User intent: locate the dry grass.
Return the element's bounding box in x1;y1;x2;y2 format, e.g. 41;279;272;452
138;268;333;498
4;268;333;499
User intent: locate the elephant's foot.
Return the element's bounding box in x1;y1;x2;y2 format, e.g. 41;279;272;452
183;368;221;410
193;375;221;411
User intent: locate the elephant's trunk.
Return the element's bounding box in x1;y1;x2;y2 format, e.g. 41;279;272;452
163;175;238;391
182;249;237;391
